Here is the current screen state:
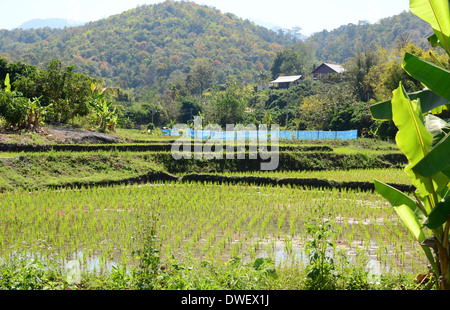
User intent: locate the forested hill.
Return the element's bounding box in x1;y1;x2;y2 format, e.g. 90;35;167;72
306;11;432;64
0;1;294;91
0;1;434;93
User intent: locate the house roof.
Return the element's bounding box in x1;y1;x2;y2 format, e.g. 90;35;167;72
270;75;303;84
312;63;345;74
325;63;345;73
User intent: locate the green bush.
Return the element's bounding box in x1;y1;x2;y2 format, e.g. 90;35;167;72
0;91;28;129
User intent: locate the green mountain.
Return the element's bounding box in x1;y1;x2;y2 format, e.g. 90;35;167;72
0;2;435;94
0;1;293;91
306;11;432;64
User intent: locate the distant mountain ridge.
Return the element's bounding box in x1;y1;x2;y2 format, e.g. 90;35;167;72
17;18;84;30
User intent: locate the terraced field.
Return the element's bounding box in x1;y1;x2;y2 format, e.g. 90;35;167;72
0;129;425;286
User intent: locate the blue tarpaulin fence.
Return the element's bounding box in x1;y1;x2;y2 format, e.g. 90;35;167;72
161;129;358;140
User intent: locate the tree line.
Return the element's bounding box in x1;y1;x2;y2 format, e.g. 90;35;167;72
2;37;447;140
0;58;122;132
118;40;448;141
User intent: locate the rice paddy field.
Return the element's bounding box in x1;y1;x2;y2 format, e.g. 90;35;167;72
0;182;425;274
0;132;425;289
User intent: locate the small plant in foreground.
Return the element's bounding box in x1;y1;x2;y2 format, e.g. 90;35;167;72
131;212;166;290
0;255;66;290
304;207;337;290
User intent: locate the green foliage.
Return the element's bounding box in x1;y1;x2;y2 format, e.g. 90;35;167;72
0;76;51;131
206;83;250;127
4;73;11;93
371;0;450;290
270;43;315;79
0;59;37;91
23;97;53;131
1;58;95;125
0;90;28;128
371;120;398;141
328;102;370;133
300;76;357;130
345;49;380;102
186;58;215;95
0;253;413;290
179;97;202;124
130;212;164;290
122;103;157;127
0;255;64;290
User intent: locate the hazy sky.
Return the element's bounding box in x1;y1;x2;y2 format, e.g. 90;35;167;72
0;0;410;35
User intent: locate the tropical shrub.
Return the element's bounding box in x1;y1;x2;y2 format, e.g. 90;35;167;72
0;74;51;131
13;59;94;124
0;90;28;129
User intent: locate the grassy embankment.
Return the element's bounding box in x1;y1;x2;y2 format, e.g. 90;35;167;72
0;128;407;192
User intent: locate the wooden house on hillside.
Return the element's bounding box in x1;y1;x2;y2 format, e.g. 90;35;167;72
269;75;304;89
312;63;345;80
254;63;345;91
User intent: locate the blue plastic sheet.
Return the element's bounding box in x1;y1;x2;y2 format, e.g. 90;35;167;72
162;128;358;140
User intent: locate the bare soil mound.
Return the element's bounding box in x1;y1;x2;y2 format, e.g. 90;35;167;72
0;126;122;146
48;127;120;144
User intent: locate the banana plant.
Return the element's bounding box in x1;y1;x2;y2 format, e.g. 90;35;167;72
24;96;53;131
89;82;122;132
370;0;450;290
167;119;176;129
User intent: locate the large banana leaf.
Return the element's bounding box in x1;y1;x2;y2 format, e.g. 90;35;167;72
395;203;438;274
412;115;450;181
375;181;437;274
412;132;450;179
392;83;432;167
410;0;450;53
369;89;449;121
374;180;426;221
396;204;427;243
403;52;450;101
424;196;450;229
391;83;445;199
